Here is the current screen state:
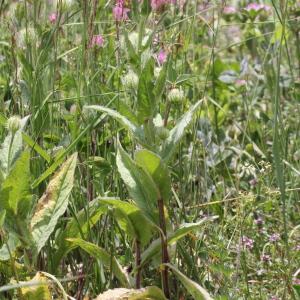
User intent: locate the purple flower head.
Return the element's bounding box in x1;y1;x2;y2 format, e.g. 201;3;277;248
261;254;271;262
113;0;130;22
113;6;130;21
254;216;264;225
157;50;167;65
49;12;57;24
245;3;271;12
91;35;104;47
270;297;279;300
293;278;300;285
269;233;280;242
294;244;300;251
151;0;173;10
223;6;237;15
241;236;254;250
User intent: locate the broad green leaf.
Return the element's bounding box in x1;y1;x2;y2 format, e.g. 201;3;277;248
165;263;214;300
95;286;167;300
67;238;131;287
85;105;145;143
137;58;155;124
161;99;203;162
53;199;107;269
141;218;216;267
135;149;171;202
30;153;77;253
0;130;23;178
99;198;153;246
20;272;51;300
0;151;31;215
116;141;159;225
0;232;20;261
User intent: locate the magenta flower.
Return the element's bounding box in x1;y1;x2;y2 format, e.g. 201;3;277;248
254;216;263;225
223;6;237;15
245;3;271;12
241;236;254;250
157;50;167;65
151;0;172;10
113;6;130;21
49;12;57;24
293;278;300;285
261;254;271;262
269;233;280;242
91;35;104;47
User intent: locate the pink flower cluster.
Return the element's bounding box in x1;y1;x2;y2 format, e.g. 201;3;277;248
157;50;167;65
269;233;280;242
49;13;57;24
223;6;237;15
241;236;254;250
151;0;175;10
113;0;130;21
91;35;104;47
245;3;271;12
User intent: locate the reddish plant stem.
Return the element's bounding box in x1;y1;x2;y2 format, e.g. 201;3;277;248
135;239;141;289
158;197;170;298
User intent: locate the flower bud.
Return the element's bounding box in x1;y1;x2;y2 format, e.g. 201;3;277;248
167;88;184;102
156;126;169;140
6;116;21;133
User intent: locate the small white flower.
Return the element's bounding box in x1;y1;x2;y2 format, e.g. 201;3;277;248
121;70;139;90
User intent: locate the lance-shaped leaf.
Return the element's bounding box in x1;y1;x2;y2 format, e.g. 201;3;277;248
53;198;108;269
135;149;171;202
141;217;217;267
161;99;203;162
0;151;31;216
95;286;167;300
67;238;131;287
116;141;159;225
30;153;77;253
165;263;214;300
99;198;154;246
85;105;145;144
137;58;155;124
0;130;23;178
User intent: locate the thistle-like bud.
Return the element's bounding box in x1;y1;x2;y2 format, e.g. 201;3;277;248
6;116;21;134
122;70;139;90
156;126;169;140
167;88;185;102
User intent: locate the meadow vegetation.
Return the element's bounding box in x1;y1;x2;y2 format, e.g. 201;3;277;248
0;0;300;299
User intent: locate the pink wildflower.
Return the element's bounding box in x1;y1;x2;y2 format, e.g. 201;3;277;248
261;254;271;262
241;236;254;250
157;50;167;65
151;0;172;10
91;35;104;47
269;233;280;242
49;13;57;24
113;6;130;21
235;79;247;87
293;278;300;285
223;6;237;15
245;3;271;12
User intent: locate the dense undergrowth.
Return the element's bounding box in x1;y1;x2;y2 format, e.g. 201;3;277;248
0;0;300;299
